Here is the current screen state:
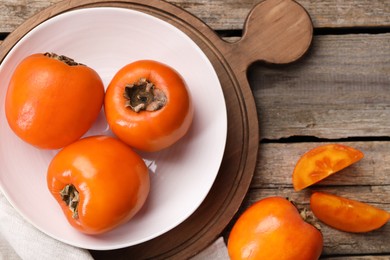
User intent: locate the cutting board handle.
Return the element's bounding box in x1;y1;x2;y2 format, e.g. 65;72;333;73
223;0;313;68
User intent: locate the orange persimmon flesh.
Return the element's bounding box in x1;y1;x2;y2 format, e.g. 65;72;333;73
310;192;390;233
292;144;364;191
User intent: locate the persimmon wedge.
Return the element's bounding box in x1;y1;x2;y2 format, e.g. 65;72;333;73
310;192;390;233
292;144;364;191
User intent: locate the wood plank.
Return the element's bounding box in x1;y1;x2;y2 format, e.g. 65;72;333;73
249;33;390;140
245;186;390;212
1;0;389;33
253;142;390;188
228;187;390;256
0;0;58;32
322;257;390;260
169;0;390;29
249;141;390;213
241;183;390;258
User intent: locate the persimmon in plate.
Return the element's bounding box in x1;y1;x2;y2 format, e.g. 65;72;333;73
5;53;104;149
292;144;364;191
47;136;150;235
104;60;193;152
310;192;390;233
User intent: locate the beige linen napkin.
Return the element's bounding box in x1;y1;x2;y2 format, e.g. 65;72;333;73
0;192;93;260
191;237;230;260
0;191;230;259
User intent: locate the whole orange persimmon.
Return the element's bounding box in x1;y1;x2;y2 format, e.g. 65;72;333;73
104;60;193;152
5;53;104;149
228;197;323;260
47;136;150;235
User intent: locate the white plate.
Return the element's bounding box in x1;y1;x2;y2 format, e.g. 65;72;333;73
0;7;227;250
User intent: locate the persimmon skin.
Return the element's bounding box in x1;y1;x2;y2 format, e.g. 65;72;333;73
228;197;323;260
104;60;193;152
47;136;150;235
310;192;390;233
5;53;104;149
293;144;364;191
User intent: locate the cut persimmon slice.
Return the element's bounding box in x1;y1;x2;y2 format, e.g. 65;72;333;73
292;144;364;191
310;192;390;233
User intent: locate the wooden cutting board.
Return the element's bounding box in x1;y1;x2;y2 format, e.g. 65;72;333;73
0;0;312;258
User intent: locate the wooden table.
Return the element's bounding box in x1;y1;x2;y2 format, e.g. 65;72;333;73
1;0;389;259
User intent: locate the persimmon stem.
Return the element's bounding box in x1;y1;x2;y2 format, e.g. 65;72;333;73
60;184;79;219
123;78;167;113
44;52;83;66
287;197;321;231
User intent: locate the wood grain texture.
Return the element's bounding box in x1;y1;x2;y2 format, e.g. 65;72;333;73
224;0;313;66
0;0;389;258
323;257;390;260
240;33;390;256
225;142;390;256
1;0;389;32
249;33;390;140
252;142;390;189
169;0;390;29
239;187;390;256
